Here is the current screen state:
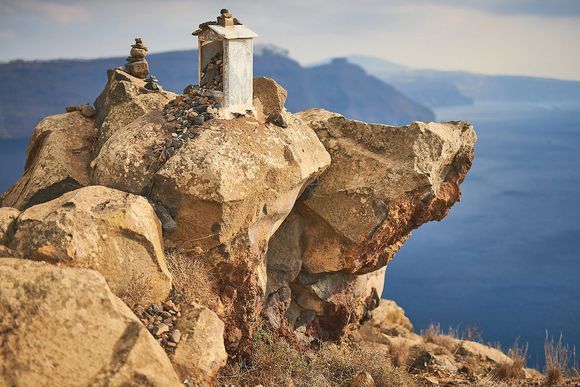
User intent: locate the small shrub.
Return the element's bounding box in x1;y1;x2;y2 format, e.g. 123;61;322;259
422;323;459;353
389;341;410;368
165;248;217;308
463;324;483;342
217;327;416;386
544;332;571;386
493;341;527;380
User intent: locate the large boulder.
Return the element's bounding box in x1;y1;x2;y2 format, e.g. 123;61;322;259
0;207;20;244
91;110;169;194
0;112;97;210
93;68;175;154
265;109;476;340
0;259;181;386
8;186;172;304
172;303;228;384
295;109;476;275
149;112;330;352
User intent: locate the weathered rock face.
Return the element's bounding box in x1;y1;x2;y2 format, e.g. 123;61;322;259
172;303;228;384
0;207;20;244
0;112;97;210
0;259;181;386
8;186;172;304
265;109;476;340
253;77;288;126
296;109;476;275
287;266;386;340
149;111;330;351
91;110;169;194
93;69;175;154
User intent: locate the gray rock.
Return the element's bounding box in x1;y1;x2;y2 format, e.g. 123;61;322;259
193;115;204;126
155;204;177;233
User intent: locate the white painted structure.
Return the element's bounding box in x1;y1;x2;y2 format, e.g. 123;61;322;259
193;12;258;114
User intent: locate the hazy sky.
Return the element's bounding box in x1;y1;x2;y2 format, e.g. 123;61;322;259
1;0;580;80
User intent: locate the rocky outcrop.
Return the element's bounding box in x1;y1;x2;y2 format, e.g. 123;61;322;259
296;109;476;275
0;54;480;378
0;207;20;244
8;186;172;304
0;259;180;386
0;112;97;210
93;68;174;153
172;303;228;384
265;109;476;340
149;111;330;351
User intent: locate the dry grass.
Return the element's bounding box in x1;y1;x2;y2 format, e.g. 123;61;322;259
389;341;411;368
544;333;572;386
217;327;417;387
493;341;527;381
117;270;153;308
422;323;459;353
165;248;217;308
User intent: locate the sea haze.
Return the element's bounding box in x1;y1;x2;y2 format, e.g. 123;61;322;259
384;101;580;367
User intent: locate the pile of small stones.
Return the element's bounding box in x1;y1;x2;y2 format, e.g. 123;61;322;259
144;75;161;91
160;85;222;161
137;300;182;354
199;52;224;90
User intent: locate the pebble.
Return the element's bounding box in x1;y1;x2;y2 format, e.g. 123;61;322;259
171;330;182;343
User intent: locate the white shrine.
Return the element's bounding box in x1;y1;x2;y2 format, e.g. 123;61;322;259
192;9;258;115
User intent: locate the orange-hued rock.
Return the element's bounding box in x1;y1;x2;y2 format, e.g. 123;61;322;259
149;112;330;352
296;109;476;275
0;259;181;386
0;112;97;210
265;109;476;341
9;186;172;304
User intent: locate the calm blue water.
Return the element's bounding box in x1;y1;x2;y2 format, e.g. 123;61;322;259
0;139;27;193
384;101;580;367
1;102;579;366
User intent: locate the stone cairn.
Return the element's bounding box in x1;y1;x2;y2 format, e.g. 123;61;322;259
136;300;182;354
144;75;160;91
125;38;149;79
160;85;222;161
199;52;223;91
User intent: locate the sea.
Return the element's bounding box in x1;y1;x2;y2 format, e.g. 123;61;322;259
1;101;579;367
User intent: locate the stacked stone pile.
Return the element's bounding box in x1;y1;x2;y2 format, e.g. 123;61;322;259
160;86;221;160
200;52;224;90
145;75;161;91
125;38;149;79
137;300;182;354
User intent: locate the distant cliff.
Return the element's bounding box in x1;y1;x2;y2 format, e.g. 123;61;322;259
0;47;434;139
349;55;580;108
